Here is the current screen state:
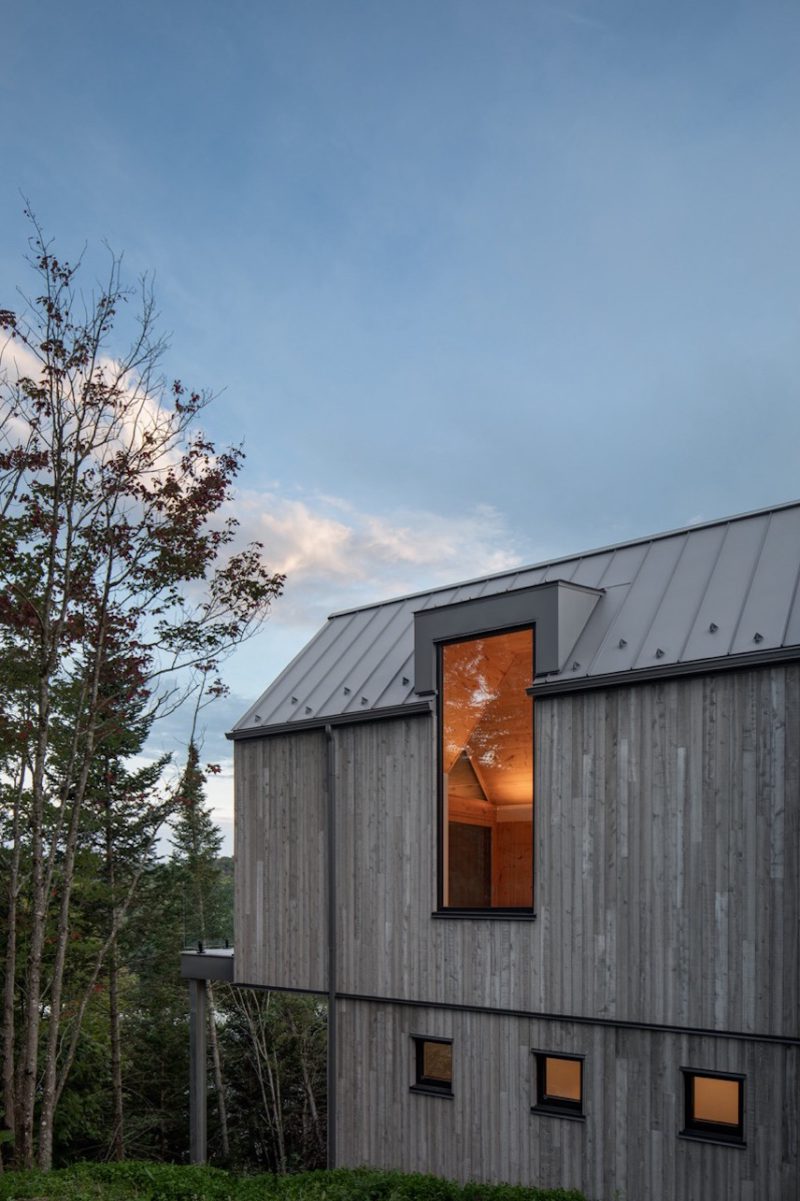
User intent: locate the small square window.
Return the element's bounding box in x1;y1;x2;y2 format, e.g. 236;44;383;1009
532;1052;584;1119
411;1037;453;1097
681;1070;744;1145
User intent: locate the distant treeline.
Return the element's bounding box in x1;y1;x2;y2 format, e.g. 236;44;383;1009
0;764;327;1170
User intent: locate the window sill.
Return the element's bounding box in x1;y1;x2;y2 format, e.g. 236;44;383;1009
432;910;537;922
410;1085;454;1100
678;1131;746;1149
530;1106;585;1123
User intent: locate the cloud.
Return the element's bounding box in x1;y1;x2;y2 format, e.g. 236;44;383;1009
0;331;187;481
187;489;531;850
232;487;527;625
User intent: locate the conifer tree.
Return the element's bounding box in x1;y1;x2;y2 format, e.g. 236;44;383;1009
171;742;230;948
170;740;231;1157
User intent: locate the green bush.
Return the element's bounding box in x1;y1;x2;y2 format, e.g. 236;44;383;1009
0;1164;585;1201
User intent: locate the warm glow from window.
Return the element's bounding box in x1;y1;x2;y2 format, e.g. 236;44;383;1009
693;1076;739;1126
545;1057;581;1102
423;1041;452;1084
441;628;533;909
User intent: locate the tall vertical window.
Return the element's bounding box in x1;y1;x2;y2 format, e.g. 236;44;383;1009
440;627;534;911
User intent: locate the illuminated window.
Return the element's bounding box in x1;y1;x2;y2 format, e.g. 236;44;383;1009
532;1052;584;1118
681;1070;744;1144
411;1037;453;1097
440;628;534;912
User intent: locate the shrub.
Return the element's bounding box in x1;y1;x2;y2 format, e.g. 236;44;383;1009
0;1164;586;1201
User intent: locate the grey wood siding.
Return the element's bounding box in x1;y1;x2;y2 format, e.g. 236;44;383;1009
337;998;799;1201
233;730;327;991
335;665;799;1036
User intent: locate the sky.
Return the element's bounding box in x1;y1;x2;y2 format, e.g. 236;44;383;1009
3;0;800;849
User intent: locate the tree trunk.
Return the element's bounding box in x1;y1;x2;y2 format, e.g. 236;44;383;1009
206;984;229;1159
38;597;108;1170
107;940;125;1162
265;1046;286;1174
237;990;286;1174
50;810;170;1122
288;1007;324;1161
37;774;91;1170
105;805;125;1162
1;767;24;1166
18;684;52;1167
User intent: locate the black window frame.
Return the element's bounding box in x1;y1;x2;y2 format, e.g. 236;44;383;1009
531;1050;585;1121
410;1035;453;1098
680;1068;745;1146
436;624;536;919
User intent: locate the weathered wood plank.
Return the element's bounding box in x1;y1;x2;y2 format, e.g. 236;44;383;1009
330;666;797;1036
233;730;327;990
336;999;798;1201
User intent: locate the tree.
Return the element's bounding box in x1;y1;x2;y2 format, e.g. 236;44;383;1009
0;210;284;1168
171;737;232;1158
221;990;326;1171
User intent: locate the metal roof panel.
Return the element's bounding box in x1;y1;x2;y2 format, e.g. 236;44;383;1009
234;501;800;733
682;515;771;661
334;601;417;715
632;523;728;669
784;557;800;648
588;536;687;676
730;507;800;654
569;551;614;587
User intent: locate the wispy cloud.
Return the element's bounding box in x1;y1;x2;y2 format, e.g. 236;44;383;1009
233;487;527;626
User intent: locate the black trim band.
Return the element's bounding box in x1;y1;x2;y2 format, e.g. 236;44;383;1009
232;980;325;997
227;701;433;741
530;645;800;697
229;650;800;739
431;910;537;922
336;991;800;1047
229;981;800;1047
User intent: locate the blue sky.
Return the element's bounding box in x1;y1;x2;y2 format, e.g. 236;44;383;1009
4;1;800;846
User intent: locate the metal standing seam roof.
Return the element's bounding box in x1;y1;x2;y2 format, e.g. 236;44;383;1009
231;500;800;736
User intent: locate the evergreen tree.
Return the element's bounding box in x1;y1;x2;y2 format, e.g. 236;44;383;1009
170;744;231;949
170;742;231;1158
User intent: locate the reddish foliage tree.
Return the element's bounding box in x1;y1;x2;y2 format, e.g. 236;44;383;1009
0;210;284;1168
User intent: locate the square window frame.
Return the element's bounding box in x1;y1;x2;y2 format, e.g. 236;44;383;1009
531;1050;585;1121
680;1068;745;1146
435;624;536;919
410;1035;453;1099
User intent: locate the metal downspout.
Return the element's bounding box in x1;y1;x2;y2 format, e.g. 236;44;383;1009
325;723;337;1169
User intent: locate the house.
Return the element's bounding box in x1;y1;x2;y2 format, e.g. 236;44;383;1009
216;502;799;1200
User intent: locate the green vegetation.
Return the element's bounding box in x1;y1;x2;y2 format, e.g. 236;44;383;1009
0;1164;586;1201
0;217;302;1172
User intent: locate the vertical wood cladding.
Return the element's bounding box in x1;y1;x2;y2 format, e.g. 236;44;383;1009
334;665;798;1036
336;999;799;1201
233;663;798;1197
233;730;327;991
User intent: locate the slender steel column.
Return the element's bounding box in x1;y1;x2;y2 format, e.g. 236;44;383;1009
188;977;208;1163
325;723;337;1169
